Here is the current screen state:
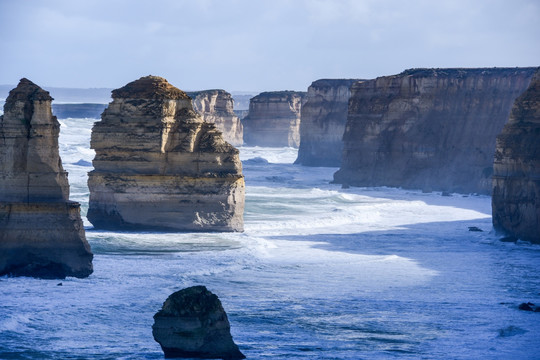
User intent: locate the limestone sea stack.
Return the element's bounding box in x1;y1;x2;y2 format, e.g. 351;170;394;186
153;285;245;359
492;68;540;243
295;79;361;166
333;68;537;194
187;90;243;146
0;78;93;279
242;91;305;148
87;76;245;232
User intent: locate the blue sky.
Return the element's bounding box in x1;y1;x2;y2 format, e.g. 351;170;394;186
0;0;538;92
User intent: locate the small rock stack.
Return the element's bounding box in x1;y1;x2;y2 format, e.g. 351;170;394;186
0;78;93;279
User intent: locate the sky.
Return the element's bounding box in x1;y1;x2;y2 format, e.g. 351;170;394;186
0;0;539;93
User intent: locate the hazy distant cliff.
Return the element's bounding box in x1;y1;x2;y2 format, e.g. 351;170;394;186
492;69;540;243
333;68;537;194
295;79;361;166
88;76;245;232
187;90;243;146
242;91;305;148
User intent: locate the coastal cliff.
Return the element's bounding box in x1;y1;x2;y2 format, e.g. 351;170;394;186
242;91;305;148
187;90;243;146
333;68;537;194
0;79;93;279
87;76;245;232
295;79;360;166
492;69;540;243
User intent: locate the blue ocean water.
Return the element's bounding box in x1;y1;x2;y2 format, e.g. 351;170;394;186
1;117;539;359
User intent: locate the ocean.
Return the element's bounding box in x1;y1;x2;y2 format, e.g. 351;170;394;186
1;116;539;359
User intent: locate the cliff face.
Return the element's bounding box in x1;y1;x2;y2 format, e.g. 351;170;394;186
295;79;361;166
187;90;243;146
242;91;305;148
492;69;540;243
333;68;537;194
87;76;245;232
0;78;93;279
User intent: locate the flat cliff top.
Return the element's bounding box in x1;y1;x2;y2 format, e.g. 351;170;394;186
5;78;53;103
252;90;306;100
187;89;228;98
310;79;364;88
111;76;190;100
399;67;538;78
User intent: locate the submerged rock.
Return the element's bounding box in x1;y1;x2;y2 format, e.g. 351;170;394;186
333;68;537;194
242;91;305;148
152;285;245;359
187;90;243;146
492;69;540;244
295;79;361;166
0;78;93;279
87;76;245;232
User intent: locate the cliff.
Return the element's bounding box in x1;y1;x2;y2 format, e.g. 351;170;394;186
0;78;93;279
295;79;361;166
187;90;243;146
492;69;540;243
333;68;537;194
87;76;245;232
242;91;305;148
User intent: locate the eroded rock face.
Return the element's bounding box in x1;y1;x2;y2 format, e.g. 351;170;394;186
242;91;305;148
87;76;245;232
187;90;243;146
295;79;361;166
152;285;245;359
0;78;93;279
333;68;537;194
492;69;540;243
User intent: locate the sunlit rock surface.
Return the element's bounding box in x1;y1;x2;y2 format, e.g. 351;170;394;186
0;78;93;279
87;76;245;232
187;90;243;146
153;285;245;359
242;91;305;148
492;68;540;243
295;79;361;166
333;68;537;194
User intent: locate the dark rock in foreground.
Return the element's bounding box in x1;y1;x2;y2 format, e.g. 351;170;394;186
152;285;245;359
492;69;540;244
0;78;93;279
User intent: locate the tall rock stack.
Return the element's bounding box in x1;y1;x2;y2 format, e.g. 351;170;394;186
492;69;540;243
242;91;305;148
0;78;93;279
187;90;243;146
87;76;245;232
295;79;361;167
333;68;537;194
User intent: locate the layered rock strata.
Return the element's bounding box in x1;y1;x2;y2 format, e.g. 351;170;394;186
242;91;305;148
87;76;244;232
492;69;540;243
0;79;93;279
295;79;361;166
187;90;243;146
333;68;537;194
152;285;245;359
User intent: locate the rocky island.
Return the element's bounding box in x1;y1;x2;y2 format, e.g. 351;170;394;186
87;76;245;232
242;91;305;148
0;79;93;279
492;68;540;243
333;68;537;194
187;90;243;146
295;79;361;166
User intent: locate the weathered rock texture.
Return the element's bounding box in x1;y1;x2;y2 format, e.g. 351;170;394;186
242;91;305;148
0;78;93;279
187;90;243;146
295;79;361;166
333;68;537;194
492;69;540;243
153;285;245;359
87;76;244;232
